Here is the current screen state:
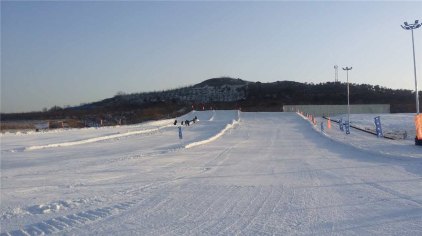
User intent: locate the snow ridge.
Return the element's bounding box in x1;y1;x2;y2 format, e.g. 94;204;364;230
24;126;172;151
185;119;239;149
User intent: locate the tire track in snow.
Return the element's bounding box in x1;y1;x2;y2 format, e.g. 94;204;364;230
1;197;103;221
240;186;279;234
185;186;263;235
197;187;249;235
156;186;225;235
0;161;223;235
364;182;422;206
183;186;240;235
202;145;234;168
231;186;271;235
0;201;137;236
2;114;241;232
148;137;249;235
1;180;182;236
211;187;261;235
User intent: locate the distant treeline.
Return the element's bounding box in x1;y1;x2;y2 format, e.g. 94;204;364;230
1;79;420;127
241;81;420;113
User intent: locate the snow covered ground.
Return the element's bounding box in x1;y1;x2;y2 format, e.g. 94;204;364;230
330;113;416;140
1;110;421;235
311;113;421;158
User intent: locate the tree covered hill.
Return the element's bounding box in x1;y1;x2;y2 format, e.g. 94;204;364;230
1;77;420;128
243;80;419;112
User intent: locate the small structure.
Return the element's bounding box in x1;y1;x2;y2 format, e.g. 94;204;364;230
34;121;49;132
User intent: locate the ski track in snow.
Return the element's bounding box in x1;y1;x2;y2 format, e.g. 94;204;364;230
1;111;422;235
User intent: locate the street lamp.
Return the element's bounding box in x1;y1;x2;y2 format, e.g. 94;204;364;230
343;67;352;134
401;20;421;114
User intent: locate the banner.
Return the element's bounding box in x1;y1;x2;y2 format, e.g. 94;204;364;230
374;116;383;138
416;114;422;140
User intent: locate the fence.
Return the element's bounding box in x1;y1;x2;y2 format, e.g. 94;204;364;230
283;104;390;116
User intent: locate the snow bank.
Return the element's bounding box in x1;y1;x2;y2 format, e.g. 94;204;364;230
185;119;239;149
25;126;171;151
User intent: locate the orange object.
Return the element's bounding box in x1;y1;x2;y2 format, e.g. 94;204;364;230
416;114;422;140
327;118;331;129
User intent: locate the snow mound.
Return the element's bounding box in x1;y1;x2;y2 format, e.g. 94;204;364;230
185;119;239;149
24;126;169;151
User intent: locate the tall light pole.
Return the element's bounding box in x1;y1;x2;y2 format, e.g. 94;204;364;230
343;67;352;134
401;20;421;114
334;65;338;82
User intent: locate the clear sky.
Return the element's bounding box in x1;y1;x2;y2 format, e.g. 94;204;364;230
1;1;421;113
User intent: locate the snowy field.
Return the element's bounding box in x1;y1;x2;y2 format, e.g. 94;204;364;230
330;113;416;140
1;110;422;235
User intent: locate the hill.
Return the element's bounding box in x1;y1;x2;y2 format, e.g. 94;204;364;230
194;77;249;87
1;77;420;130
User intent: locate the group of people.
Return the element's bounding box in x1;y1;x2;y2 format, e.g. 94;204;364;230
174;116;198;126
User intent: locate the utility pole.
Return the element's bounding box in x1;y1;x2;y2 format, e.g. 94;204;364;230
401;20;421;145
401;20;421;114
343;67;352;134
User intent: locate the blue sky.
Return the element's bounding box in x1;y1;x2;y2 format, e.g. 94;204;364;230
1;1;421;113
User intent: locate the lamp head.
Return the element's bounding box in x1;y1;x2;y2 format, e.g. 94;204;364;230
402;20;422;30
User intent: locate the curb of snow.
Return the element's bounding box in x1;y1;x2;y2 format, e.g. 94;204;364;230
185;118;240;149
24;126;172;151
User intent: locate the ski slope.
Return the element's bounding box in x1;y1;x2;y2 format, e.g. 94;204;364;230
1;111;421;235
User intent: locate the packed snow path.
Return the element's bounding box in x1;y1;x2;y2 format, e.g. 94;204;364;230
1;111;421;235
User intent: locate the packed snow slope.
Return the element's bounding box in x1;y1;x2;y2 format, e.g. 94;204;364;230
1;111;421;235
